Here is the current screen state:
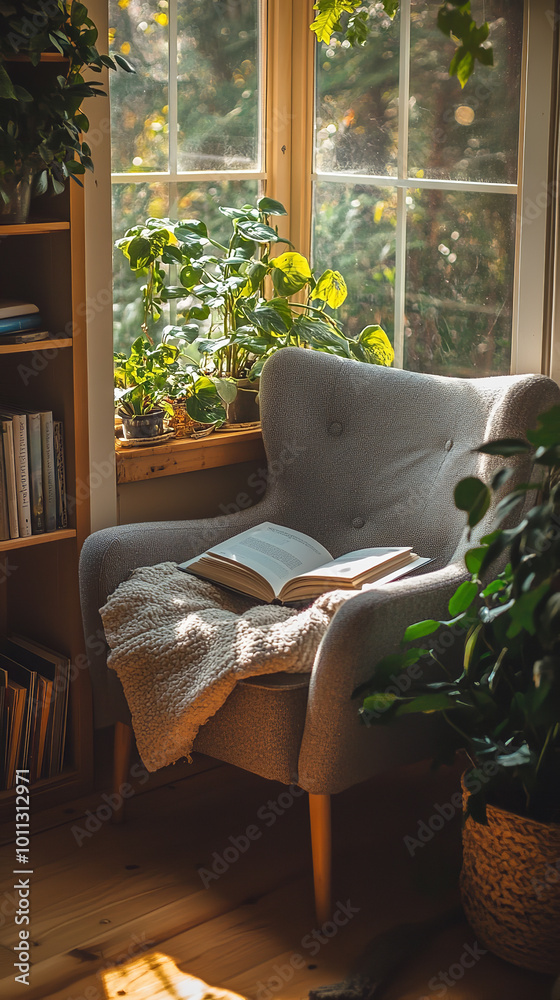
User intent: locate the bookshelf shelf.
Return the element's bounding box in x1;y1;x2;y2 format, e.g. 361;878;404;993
0;221;70;237
0;338;72;356
0;529;76;553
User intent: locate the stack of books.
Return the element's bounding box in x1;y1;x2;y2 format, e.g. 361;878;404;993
0;406;67;540
0;636;70;788
0;300;49;344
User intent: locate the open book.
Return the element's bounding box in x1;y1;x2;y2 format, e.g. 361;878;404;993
178;522;430;603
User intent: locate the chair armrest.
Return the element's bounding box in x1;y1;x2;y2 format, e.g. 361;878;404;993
79;507;266;727
297;562;468;794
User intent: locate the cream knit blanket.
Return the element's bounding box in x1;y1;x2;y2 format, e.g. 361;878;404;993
100;562;353;772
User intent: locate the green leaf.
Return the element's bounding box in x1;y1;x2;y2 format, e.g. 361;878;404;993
114;53;135;73
403;619;442;641
454;477;491;528
478;438;531;457
448;581;478;617
394;693;457;716
362;692;398;715
272;252;312;296
238;220;281;244
0;62;16;100
310;1;357;44
313;269;348;309
356;325;394;367
527;406;560;448
257;196;288;216
464;547;486;576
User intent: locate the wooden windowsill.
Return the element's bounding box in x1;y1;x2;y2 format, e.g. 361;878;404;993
116;427;266;484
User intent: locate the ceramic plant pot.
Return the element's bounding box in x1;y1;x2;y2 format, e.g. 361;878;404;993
119;408;166;440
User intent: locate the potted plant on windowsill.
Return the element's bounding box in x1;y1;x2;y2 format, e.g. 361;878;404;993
114;337;179;440
356;405;560;974
115;197;395;428
0;0;134;223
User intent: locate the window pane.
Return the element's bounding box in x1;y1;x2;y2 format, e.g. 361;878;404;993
315;7;400;177
408;0;523;183
405;191;516;376
112;183;169;353
177;0;260;171
312;182;396;344
109;0;169;173
176;179;260;245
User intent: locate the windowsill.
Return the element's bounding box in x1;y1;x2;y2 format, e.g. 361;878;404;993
115;427;265;485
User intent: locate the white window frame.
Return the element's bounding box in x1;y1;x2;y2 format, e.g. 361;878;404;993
311;0;554;375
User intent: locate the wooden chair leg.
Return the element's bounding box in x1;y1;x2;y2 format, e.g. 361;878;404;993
309;792;332;926
112;721;133;825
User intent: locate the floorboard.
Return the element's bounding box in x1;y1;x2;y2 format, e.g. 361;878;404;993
0;758;555;1000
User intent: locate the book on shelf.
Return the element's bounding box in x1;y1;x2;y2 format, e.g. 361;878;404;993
0;313;43;336
0;430;9;541
27;411;45;534
1;420;19;539
0;407;65;536
0;409;32;537
0;330;50;345
179;522;430;604
0;300;39;320
41;412;57;533
54;420;67;529
0;637;70;789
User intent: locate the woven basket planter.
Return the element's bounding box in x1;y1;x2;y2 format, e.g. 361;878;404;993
460;780;560;974
169;401;215;439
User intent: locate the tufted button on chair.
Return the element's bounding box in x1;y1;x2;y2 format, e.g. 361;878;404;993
79;347;560;922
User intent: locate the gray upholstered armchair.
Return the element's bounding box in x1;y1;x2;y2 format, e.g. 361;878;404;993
79;347;559;921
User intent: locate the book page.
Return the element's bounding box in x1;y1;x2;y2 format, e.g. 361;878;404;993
295;547;412;582
181;522;333;596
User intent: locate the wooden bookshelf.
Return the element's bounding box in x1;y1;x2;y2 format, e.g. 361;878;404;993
0;157;93;820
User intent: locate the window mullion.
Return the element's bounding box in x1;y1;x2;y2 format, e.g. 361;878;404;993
168;0;178;177
394;0;411;369
265;0;293;245
290;0;315;260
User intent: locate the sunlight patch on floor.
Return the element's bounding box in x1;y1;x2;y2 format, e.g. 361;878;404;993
102;951;248;1000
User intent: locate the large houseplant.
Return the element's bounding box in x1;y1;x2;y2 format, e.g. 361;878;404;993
0;0;134;221
115;197;395;424
357;404;560;974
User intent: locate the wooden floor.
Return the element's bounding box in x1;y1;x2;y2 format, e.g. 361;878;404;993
0;756;555;1000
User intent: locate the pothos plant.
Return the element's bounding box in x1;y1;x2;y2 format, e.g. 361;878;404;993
0;0;134;200
114;336;227;425
115;196;395;394
356;405;560;826
311;1;494;88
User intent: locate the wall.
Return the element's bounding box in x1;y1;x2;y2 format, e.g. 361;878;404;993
117;460;265;525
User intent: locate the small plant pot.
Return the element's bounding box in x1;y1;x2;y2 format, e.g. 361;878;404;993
0;166;34;226
119;408;166;440
226;378;260;425
460;777;560;974
168;400;217;439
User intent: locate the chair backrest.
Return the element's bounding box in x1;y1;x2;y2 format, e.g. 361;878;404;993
258;349;560;568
